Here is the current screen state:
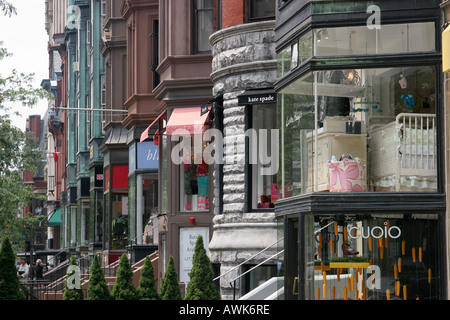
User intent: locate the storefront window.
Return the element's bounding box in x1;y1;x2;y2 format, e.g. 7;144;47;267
94;190;103;243
70;206;77;247
180;135;210;212
252;105;278;209
142;175;158;244
278;65;437;197
303;213;440;300
111;193;128;249
161;131;168;213
278;73;314;198
314;22;435;57
80;200;90;245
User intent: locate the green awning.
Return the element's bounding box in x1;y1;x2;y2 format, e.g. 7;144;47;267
39;208;61;227
48;208;61;226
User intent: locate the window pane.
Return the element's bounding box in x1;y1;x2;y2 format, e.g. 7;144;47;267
180;135;210;212
252;105;277;209
278;66;437;197
250;0;275;19
111;193;128;249
196;0;214;52
161;132;168;213
278;73;314;198
314;22;435;57
277;32;312;77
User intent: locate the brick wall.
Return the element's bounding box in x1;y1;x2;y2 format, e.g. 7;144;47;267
222;0;245;28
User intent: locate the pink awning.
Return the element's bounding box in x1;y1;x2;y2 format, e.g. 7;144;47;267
140;110;167;143
166;107;210;135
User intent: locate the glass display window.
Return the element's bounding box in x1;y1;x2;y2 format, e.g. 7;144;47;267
303;213;440;300
278;65;437;198
251;104;278;209
180;140;209;211
180;134;210;212
314;22;435;57
111;193;128;249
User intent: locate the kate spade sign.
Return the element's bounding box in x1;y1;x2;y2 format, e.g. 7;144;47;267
238;89;277;106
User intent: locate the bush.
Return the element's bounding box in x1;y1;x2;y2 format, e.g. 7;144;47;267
160;256;181;300
63;256;84;300
87;254;111;300
138;255;160;300
0;236;26;300
184;235;220;300
111;253;140;300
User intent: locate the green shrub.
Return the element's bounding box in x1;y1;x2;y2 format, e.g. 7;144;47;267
137;255;160;300
0;236;26;300
160;256;181;300
111;253;140;300
63;256;84;300
184;236;220;300
87;254;111;300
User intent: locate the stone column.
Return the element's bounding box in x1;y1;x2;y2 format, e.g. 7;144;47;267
209;20;279;299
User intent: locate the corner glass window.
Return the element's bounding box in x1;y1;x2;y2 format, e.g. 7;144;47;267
303;213;440;300
314;22;435;57
278;66;437;198
277;32;313;77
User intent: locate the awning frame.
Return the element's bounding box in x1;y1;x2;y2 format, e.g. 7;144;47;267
140;110;167;142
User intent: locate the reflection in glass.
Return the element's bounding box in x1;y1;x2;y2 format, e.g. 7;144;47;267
111;193;128;249
180;135;210;212
252;105;277;209
304;214;440;300
314;22;435;56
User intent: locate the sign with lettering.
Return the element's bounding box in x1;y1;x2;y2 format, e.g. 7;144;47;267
137;141;159;170
179;227;209;284
238;90;277;106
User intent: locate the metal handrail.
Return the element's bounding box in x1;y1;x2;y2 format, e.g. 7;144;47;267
212;237;283;282
229;249;284;300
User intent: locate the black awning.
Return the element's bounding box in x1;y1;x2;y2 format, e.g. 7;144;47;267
16;249;66;257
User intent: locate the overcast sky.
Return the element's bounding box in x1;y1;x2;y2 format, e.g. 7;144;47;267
0;0;49;131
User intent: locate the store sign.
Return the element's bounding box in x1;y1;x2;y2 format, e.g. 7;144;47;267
348;222;401;240
237;90;276;106
137;141;159;170
179;227;209;284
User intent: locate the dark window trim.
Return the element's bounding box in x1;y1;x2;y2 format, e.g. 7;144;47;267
245;101;278;213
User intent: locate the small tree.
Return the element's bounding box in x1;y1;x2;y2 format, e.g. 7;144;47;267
184;235;220;300
0;236;26;300
137;255;160;300
63;256;84;300
160;256;181;300
87;254;111;300
111;253;140;300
